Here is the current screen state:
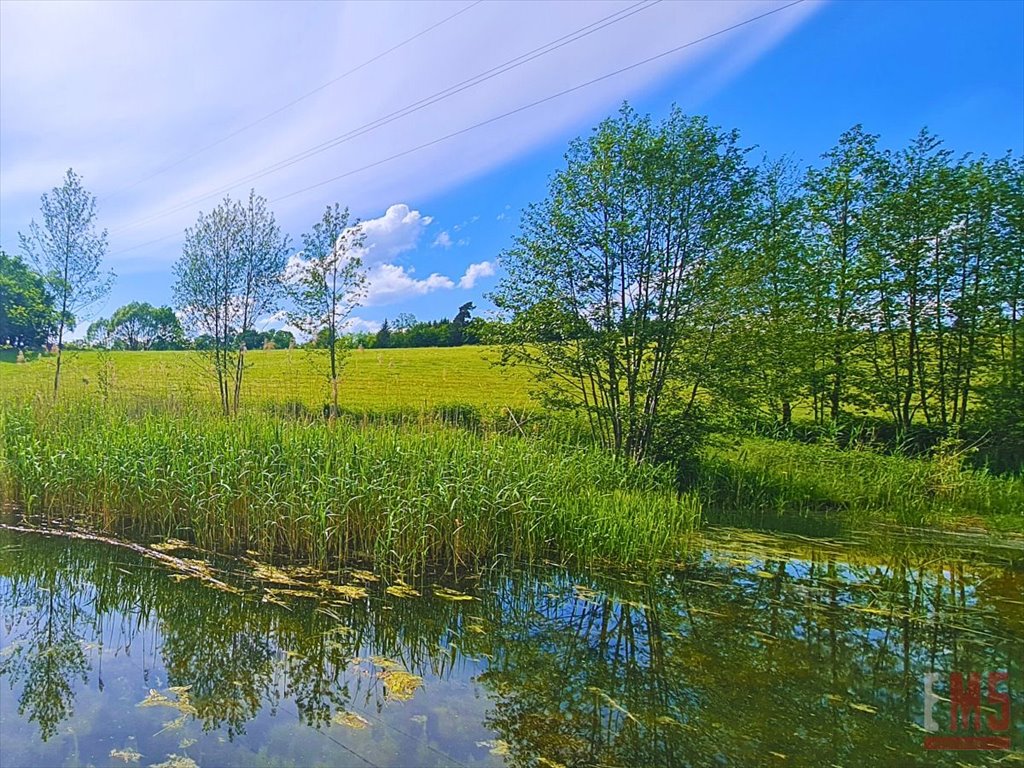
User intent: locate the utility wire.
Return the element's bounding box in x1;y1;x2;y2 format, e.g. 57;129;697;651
108;0;804;258
273;0;806;202
101;0;483;203
111;1;658;234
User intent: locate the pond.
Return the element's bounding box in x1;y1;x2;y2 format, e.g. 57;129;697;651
1;524;1021;767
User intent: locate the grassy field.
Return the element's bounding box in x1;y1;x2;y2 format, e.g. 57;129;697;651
0;347;535;412
2;346;1021;551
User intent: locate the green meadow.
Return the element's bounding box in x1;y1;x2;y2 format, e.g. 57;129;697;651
0;346;535;412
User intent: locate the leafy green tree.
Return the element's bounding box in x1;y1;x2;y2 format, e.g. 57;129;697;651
286;204;366;417
84;317;110;348
492;104;753;461
94;302;184;350
393;312;416;331
728;158;812;425
861;130;954;430
977;154;1024;445
0;250;55;347
803;127;882;422
18;169;113;396
173;190;288;415
271;329;295;349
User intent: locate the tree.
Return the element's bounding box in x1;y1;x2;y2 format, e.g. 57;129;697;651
976;154;1024;445
286;204;366;417
0;250;55;348
393;313;417;331
271;329;295;349
730;158;813;426
860;130;954;430
803;127;881;422
451;301;474;345
85;318;111;348
94;302;185;350
173;191;288;415
375;318;392;348
18;169;113;396
491;105;753;462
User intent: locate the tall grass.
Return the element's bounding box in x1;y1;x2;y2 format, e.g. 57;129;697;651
0;399;700;574
698;437;1024;532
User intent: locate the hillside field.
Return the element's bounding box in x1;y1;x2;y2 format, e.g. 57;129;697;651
0;346;535;412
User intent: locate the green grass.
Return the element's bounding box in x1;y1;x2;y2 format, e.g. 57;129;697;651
0;398;700;574
698;436;1024;533
0;347;534;412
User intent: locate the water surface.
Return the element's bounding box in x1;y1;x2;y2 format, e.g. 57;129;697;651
1;525;1021;767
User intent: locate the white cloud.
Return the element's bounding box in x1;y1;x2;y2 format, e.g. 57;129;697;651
341;315;381;333
364;263;455;306
432;230;453;249
459;261;496;289
357;204;432;264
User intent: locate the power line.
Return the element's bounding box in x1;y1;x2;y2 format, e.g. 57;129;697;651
108;0;805;258
110;1;658;235
272;0;807;202
101;0;483;203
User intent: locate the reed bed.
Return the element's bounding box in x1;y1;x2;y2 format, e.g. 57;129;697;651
0;400;700;573
698;437;1024;532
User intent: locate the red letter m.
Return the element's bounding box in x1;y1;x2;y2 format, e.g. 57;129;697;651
950;672;982;731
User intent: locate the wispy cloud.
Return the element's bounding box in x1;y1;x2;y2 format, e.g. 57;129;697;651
0;1;817;273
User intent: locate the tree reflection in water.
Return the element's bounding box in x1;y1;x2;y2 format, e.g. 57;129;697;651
0;528;1020;767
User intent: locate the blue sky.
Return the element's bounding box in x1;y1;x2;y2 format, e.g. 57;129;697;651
1;0;1021;338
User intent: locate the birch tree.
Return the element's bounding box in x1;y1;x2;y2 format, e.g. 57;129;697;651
286;204;366;417
173;191;288;415
19;169;113;397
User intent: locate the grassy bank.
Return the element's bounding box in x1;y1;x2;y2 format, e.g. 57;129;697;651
0;400;699;573
698;437;1024;533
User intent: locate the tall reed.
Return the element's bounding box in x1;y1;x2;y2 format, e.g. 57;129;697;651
0;399;700;573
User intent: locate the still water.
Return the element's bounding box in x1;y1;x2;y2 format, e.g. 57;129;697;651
1;525;1021;767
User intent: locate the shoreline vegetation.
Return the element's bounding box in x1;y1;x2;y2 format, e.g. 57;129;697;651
1;351;1021;575
0;398;700;574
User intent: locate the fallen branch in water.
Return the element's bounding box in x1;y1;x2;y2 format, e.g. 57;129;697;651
0;523;241;593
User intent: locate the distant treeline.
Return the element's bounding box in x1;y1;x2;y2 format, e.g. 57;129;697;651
0;269;495;352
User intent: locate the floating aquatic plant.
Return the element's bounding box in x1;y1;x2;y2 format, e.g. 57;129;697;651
332;711;370;729
110;747;143;763
149;755;199;768
385;583;420;598
378;668;423;702
317;581;368;600
433;587;476;601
